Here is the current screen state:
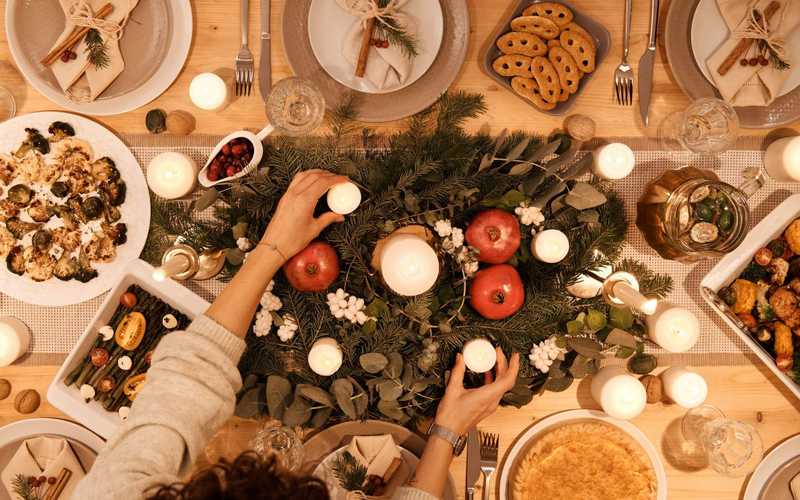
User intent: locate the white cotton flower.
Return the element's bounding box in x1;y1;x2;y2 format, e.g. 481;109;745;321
528;336;566;373
450;227;464;248
326;288;375;325
253;310;274;337
277;315;298;342
266;280;275;292
515;203;545;226
434;219;453;237
464;260;479;277
237;237;253;252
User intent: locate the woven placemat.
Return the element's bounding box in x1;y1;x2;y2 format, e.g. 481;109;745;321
2;134;797;366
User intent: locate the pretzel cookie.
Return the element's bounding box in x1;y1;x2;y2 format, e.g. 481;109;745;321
562;22;596;51
529;56;561;103
548;46;581;94
493;54;534;78
497;32;547;57
510;16;560;40
547;39;561;49
559;30;596;73
511;77;556;110
522;2;574;27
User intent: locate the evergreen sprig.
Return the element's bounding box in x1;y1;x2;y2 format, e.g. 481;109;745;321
84;28;110;70
12;475;41;500
331;451;368;492
375;0;418;58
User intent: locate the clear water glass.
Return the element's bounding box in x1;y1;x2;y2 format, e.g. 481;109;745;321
266;77;325;136
681;405;763;476
251;423;305;471
671;98;739;155
0;86;16;122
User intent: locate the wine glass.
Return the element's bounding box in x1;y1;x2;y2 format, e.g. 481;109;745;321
265;77;326;136
659;98;739;156
0;86;15;122
681;405;763;476
251;423;305;471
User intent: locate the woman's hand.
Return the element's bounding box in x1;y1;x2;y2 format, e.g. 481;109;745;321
260;169;348;261
434;348;520;436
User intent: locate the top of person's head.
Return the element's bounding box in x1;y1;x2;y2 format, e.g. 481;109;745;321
147;452;330;500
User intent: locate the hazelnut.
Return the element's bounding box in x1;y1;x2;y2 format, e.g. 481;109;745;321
640;375;663;404
564;114;596;142
166;110;196;136
14;389;40;414
0;379;11;400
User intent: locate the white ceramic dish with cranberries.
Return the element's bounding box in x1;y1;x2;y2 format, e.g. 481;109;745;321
198;130;265;187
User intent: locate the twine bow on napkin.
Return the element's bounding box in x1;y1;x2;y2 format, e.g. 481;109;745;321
336;0;416;90
706;0;799;106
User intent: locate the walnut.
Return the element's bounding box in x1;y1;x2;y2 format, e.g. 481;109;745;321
785;219;800;255
640;375;663;404
166;110;196;136
732;279;758;314
0;379;11;400
14;389;40;414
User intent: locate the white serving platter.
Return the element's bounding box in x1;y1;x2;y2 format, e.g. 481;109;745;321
700;194;800;401
744;434;800;500
47;259;210;439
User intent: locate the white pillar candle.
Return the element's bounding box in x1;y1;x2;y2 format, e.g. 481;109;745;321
0;317;31;367
590;366;647;420
308;338;343;376
764;136;800;182
326;182;361;215
593;143;636;180
646;302;700;353
462;338;497;373
604;271;658;315
531;229;569;263
661;366;707;408
380;234;440;296
189;73;229;111
147;152;199;199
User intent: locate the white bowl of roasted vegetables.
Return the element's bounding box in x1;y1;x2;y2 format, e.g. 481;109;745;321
0;112;150;306
47;259;209;439
701;194;800;400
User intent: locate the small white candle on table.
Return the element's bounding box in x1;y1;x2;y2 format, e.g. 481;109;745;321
147;152;199;199
593;143;636;180
661;366;707;409
603;271;658;315
462;338;497;373
327;181;361;215
646;302;700;353
590;366;647;420
308;338;343;376
189;73;229;111
0;317;30;367
763;136;800;182
531;229;569;263
380;234;440;296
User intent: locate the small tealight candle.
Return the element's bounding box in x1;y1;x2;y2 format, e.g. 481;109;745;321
646;302;700;353
462;338;497;373
327;182;361;215
531;229;569;263
590;366;647;420
189;73;229;111
763;136;800;182
593;143;635;180
308;338;343;376
0;317;31;367
661;366;707;409
147;152;199;199
380;234;440;296
566;263;613;299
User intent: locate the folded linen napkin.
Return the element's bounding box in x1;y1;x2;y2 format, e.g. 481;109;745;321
338;0;416;90
1;437;85;499
346;435;403;481
706;0;800;106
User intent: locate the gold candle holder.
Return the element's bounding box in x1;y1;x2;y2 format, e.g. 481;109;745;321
153;244;200;282
602;271;658;315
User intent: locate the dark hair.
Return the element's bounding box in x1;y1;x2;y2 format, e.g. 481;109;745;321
147;451;330;500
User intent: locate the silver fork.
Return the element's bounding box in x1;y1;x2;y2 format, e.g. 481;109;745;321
479;431;499;500
614;0;634;105
235;0;255;97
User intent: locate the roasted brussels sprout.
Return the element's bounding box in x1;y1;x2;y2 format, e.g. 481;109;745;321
788;256;800;282
7;184;32;205
720;286;737;306
5;246;24;275
27;199;51;223
103;204;121;223
50;181;70;198
67;196;86;223
48;121;75;141
53;205;79;231
75;250;98;283
32;229;53;252
14;128;50;157
768;239;788;258
54;254;78;281
91;157;120;183
107;223;127;245
741;262;771;282
81;196;104;220
102;180;126;206
5;217;40;239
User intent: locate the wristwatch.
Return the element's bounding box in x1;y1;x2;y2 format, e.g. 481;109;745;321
426;422;467;456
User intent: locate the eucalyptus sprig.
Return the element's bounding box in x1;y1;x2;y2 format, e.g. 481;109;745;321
84;28;110;70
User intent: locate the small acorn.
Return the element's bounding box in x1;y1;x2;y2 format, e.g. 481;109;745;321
0;379;11;400
166;110;196;136
640;374;663;404
14;389;40;414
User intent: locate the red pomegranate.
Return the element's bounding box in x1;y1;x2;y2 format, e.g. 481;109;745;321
469;264;525;320
465;209;521;264
283;241;340;292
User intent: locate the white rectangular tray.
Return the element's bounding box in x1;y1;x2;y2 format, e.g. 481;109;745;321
47;259;210;439
700;194;800;401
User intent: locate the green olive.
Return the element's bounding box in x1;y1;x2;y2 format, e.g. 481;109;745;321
695;203;714;222
718;210;733;231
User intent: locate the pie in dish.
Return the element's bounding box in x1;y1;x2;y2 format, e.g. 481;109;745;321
511;420;657;500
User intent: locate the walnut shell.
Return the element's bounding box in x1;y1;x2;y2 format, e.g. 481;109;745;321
14;389;40;414
640;374;663;404
564;114;596;142
166;110;196;136
0;379;11;400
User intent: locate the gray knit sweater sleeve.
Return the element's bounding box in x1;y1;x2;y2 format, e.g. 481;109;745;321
71;315;441;500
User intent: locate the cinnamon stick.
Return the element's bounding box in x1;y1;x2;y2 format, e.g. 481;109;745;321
42;468;72;500
355;17;376;78
716;0;781;76
40;3;114;67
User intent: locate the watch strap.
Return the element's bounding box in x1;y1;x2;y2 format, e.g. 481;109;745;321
427;422;466;455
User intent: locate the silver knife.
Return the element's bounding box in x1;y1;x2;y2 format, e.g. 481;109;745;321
638;0;660;127
258;0;271;100
466;428;481;500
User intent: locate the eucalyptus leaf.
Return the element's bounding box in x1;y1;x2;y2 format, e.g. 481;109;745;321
225;248;245;266
569;355;590;378
411;380;432;392
297;384;335;407
526;138;561;163
266;375;292;420
234;387;262;418
508;163;534;176
499;137;531;168
384;352;403;379
377;400;408;422
377;380;404;401
566;337;605;359
401;362;414;388
543;374;574;392
331;378;357;419
547;359;566;379
359;353;389;374
478;152;494;172
564;182;608;210
628;354;658;375
365;299;390;319
242;373;259;392
616;346;635;359
605;328;638;349
193;188;219;211
282;398;312;427
310;407;333;428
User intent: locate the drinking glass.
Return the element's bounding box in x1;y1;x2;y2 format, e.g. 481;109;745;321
681;405;763;476
251;423;305;471
0;86;16;122
265;77;325;136
660;98;739;156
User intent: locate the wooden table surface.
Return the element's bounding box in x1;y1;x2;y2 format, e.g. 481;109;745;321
1;0;799;499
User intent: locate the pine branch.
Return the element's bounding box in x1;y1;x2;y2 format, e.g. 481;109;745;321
12;475;42;500
331;451;368;491
375;0;419;58
616;258;674;298
84;28;110;69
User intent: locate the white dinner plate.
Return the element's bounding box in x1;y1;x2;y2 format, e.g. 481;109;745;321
5;0;192;116
307;0;444;94
744;434;800;500
0;112;150;306
497;409;667;500
690;0;800;97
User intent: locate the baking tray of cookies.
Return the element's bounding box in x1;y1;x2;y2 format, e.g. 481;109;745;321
481;0;611;115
